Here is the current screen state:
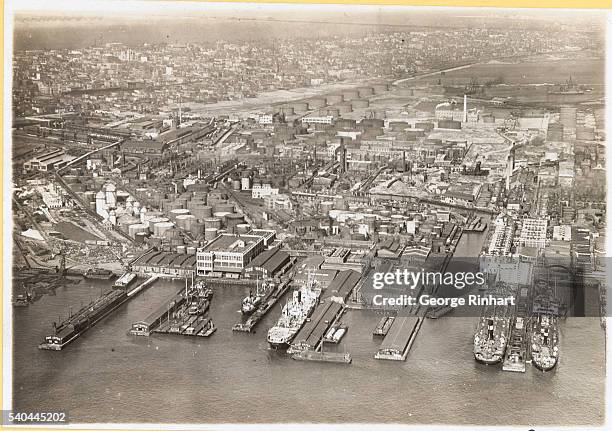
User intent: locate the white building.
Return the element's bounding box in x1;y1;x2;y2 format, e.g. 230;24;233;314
302;116;334;125
518;218;548;249
252;183;279;199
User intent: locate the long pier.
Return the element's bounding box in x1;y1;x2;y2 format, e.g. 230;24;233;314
374;315;423;361
232;280;291;333
130;285;215;337
39;276;158;350
288;301;345;353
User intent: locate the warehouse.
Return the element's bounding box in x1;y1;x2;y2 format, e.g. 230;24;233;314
244;247;291;279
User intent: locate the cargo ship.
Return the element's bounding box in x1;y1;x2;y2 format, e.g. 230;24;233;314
473;304;510;365
39;289;129;350
531;314;559;371
502;316;527;372
83;268;114;280
113;272;137;289
267;274;320;349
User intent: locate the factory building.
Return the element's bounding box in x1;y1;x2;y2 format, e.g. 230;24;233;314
23;149;75;172
132;251;196;278
518;218;548;250
243;247;291;279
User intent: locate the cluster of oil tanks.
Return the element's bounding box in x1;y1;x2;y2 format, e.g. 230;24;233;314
277;84;389;117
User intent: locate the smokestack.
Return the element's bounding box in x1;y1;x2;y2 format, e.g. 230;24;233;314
463;95;467;123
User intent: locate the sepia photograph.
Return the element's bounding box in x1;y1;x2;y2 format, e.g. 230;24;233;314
3;1;609;429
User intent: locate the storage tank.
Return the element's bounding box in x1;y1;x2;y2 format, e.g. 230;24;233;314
186;246;197;255
190;221;205;237
190;204;213;220
169;208;190;221
176;245;186;254
357;87;374;97
232;179;241;190
204;228;218;241
147;217;170;233
128;223;149;238
326;94;343;105
134;232;147;244
204;218;222;230
213;203;234;214
176;214;196;231
326;108;340;117
154;221;175;236
225;213;245;233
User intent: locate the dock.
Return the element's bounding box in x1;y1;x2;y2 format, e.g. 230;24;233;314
374;315;423;361
288;300;344;353
39;276;158;350
292;350;352;364
373;315;395;337
232;280;291;332
130;281;215;338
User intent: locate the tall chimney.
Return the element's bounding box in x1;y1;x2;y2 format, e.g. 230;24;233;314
463;94;467;123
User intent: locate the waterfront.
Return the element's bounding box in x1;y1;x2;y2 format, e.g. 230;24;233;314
12;231;606;425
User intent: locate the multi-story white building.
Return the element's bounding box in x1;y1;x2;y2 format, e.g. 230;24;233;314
518;218;548;249
487;217;514;256
196;230;276;278
302;115;334;125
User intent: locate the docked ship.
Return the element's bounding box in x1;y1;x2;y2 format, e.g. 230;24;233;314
531;314;559;371
113;272;137;289
241;279;267;316
84;268;114;280
267;274;320;349
548;76;585;95
473;305;510;365
39;289;129;350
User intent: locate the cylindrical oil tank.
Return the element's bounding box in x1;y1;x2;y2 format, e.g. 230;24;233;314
128;223;149;238
154;221;175;237
326;108;340;117
134;232;147;244
204;218;222;230
190;221;205;237
351;99;369;109
232;179;241;190
190;205;213;220
357;87;374;97
176;214;196;231
169;208;190;221
204;228;218;241
225;213;245;232
213;212;231;225
147;216;170;232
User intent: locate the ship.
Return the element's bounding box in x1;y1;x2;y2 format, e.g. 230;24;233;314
112;272;137;289
531;314;559;371
473;304;510;365
267;274;320;349
83;268;114;280
548;76;585;95
39;289;129;350
241;279;267;316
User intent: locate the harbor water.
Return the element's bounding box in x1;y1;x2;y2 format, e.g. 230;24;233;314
12;231;606;425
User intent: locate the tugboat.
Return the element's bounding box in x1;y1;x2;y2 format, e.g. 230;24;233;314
241;279;266;316
531;314;559;371
267;273;320;349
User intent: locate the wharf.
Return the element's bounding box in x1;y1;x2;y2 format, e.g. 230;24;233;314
130;281;215;338
288;301;345;353
39;276;158;350
373;315;395;337
375;315;423;361
232;280;291;333
292;350;352;364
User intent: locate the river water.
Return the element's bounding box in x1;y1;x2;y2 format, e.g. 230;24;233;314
11;230;606;426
